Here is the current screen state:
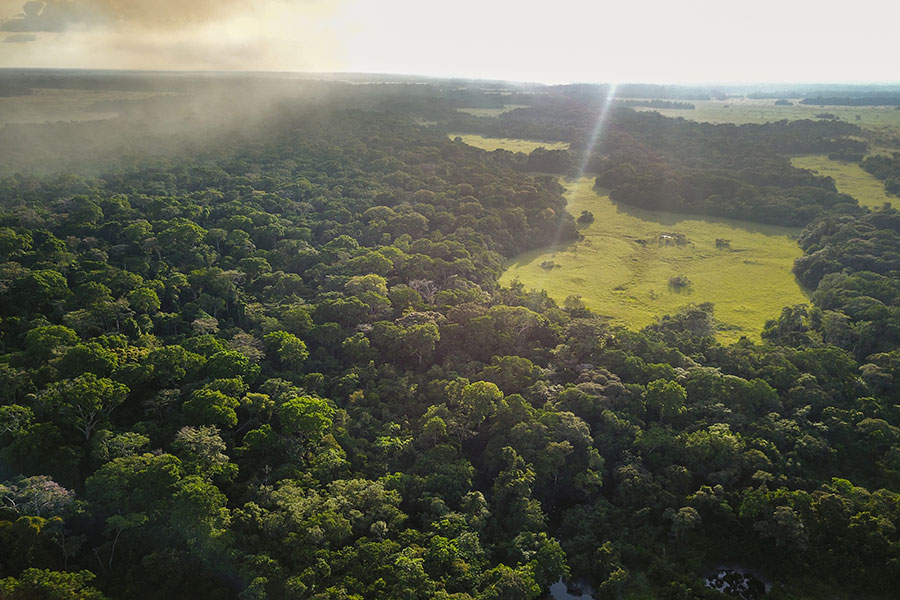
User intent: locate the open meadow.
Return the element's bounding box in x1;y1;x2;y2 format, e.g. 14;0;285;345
447;133;569;153
792;154;896;209
456;104;529;117
500;177;808;342
633;97;900;135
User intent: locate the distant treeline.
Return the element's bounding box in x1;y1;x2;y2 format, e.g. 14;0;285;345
802;95;900;106
614;83;727;100
547;83;726;101
618;99;695;110
748;92;802;99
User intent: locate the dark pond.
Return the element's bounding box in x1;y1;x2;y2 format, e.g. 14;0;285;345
548;578;596;600
704;566;769;600
548;567;769;600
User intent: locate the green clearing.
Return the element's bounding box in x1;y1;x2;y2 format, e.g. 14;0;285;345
449;133;569;153
634;98;900;141
792;154;895;209
500;177;808;342
456;104;529;117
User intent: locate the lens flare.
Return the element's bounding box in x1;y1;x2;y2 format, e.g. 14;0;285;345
575;83;617;179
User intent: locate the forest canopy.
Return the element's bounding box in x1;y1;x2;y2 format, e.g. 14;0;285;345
1;74;899;600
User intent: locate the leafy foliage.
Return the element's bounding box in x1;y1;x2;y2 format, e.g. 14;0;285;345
0;79;899;600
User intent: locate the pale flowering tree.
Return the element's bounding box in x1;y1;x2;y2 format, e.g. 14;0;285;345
0;475;75;518
0;476;83;568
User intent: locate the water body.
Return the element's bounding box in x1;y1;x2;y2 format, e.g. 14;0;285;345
705;565;771;599
548;578;596;600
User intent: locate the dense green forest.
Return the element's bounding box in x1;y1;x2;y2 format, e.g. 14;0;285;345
1;76;900;600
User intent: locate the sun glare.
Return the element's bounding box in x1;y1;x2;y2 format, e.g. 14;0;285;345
576;84;618;178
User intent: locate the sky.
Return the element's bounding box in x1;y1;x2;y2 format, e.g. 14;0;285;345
0;0;898;84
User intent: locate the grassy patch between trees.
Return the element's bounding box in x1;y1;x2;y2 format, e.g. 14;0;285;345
500;177;809;342
791;154;895;209
449;133;570;153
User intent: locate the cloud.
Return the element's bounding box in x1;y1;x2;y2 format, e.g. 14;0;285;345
0;0;260;33
3;31;36;41
0;1;347;72
0;1;99;32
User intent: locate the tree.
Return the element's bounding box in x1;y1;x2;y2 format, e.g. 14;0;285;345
479;356;543;395
264;331;309;370
57;343;119;378
183;389;240;429
0;226;32;259
0;405;34;443
205;350;259;381
0;569;108;600
23;325;79;364
762;305;813;347
0;476;75;518
85;453;183;517
645;379;687;422
491;447;545;536
172;426;236;482
401;323;440;366
11;270;71;312
479;564;541;600
668;506;701;538
279;395;335;446
43;374;128;441
458;381;504;426
169;475;230;543
127;287;161;315
145;345;205;386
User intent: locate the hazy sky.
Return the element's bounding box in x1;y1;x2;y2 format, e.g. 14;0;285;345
1;0;898;83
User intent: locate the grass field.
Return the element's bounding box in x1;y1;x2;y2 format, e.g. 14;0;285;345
450;133;569;153
634;98;900;142
500;177;808;342
456;104;529;117
791;154;895;209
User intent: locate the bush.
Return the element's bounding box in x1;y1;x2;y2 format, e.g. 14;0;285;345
668;275;692;291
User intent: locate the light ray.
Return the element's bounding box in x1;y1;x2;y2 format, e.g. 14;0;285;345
525;85;619;297
575;83;618;179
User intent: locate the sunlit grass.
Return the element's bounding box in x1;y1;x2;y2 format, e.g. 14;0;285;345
791;154;894;209
635;98;900;140
500;177;808;343
449;133;569;153
456;104;529;117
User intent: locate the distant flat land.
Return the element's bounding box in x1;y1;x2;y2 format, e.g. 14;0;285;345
456;104;529;117
449;133;569;153
500;177;808;342
791;155;895;209
634;98;900;140
0;87;167;126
